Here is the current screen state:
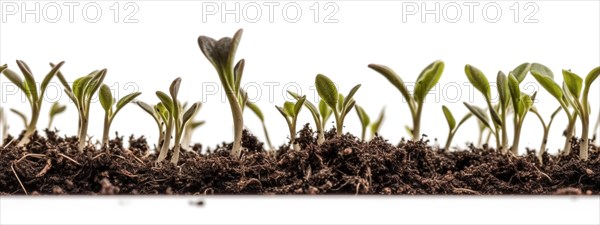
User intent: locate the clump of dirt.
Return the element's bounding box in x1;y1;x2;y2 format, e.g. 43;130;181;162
0;127;599;195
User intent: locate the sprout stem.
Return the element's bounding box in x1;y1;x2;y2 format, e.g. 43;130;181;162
157;117;173;162
412;103;423;141
580;119;589;161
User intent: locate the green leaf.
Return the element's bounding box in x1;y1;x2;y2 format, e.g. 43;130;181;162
0;64;7;73
584;66;600;90
116;92;141;112
182;102;201;126
246;102;265;122
283;101;295;117
228;29;243;74
315;74;338;110
319;99;332;127
49;102;66;118
169;77;182;101
414;60;444;102
370;107;385;136
464;102;492;130
465;64;491;100
531;70;563;102
294;96;306;116
50;62;72;93
156;91;174;113
496;71;509;108
562;70;583;99
343;99;356;118
508;73;522;115
275;106;288;118
40;61;65;97
512;63;531;83
85;69;106;99
191;121;205;129
343;84;361;109
355;105;370;128
99;84;114;112
288;91;320;127
520;94;533;118
73;75;92;104
156;102;169;121
2;68;25;92
442;105;456;130
234;59;245;93
136;101;155;117
368;64;413;104
16;60;38;101
530;63;554;79
337;94;345;112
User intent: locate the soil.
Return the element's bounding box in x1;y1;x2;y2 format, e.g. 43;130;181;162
1;124;599;195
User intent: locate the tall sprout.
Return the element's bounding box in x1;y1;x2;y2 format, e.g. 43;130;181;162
246;102;274;150
368;61;444;141
355;105;386;141
315;74;360;137
1;61;65;146
560;67;599;161
135;101;166;149
530;63;578;156
55;67;106;152
507;73;536;155
198;29;246;158
99;84;141;147
369;107;385;140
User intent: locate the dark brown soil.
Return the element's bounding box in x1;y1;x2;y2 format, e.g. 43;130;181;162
1;125;598;195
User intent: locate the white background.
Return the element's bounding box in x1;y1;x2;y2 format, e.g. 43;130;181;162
1;1;599;154
0;1;599;225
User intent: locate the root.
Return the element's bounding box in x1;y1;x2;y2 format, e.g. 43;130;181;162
58;153;81;166
35;159;52;178
16;153;46;163
11;163;27;195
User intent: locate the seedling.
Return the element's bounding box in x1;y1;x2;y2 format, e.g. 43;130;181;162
1;61;65;146
135;101;166;148
315;74;360;137
559;67;600;161
198;29;246;158
507;73;536;155
55;67;106;152
155;78;201;164
182;119;205;149
355;105;386;141
276;96;306;150
370;107;385;140
368;60;444;141
47;102;66;129
288;91;332;144
463;102;495;146
530;107;561;164
529;63;578;157
442;105;472;151
99;84;141;147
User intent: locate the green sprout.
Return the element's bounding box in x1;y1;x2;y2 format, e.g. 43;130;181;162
463;102;494;146
155;78;201;164
369;107;385;140
55;67;106;152
315;74;360;137
368;60;444;141
288;91;332;145
276;96;306;150
530;106;561;164
355;105;386;141
507;73;536;155
182;117;205;149
47;102;66;129
559;67;599;161
246;101;274;150
442;105;472;151
135;101;166;148
198;29;246;158
529;63;578;157
1;61;65;146
99;84;141;147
